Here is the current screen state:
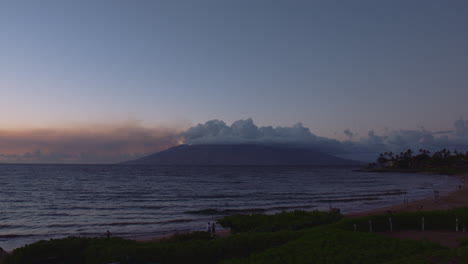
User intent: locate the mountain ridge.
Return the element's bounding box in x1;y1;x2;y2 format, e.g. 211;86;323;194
122;144;361;166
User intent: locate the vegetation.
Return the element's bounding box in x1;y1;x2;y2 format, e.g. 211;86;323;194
387;248;468;264
335;207;468;232
217;210;342;233
221;228;442;264
367;149;468;173
1;231;302;264
3;208;468;264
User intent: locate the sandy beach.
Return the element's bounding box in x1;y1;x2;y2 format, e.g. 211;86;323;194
131;174;468;244
347;174;468;218
344;174;468;247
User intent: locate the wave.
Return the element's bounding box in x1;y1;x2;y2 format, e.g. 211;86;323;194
185;208;266;215
135;205;167;210
96;221;158;227
266;205;316;211
193;194;242;199
317;197;380;203
0;224;25;228
37;213;71;217
0;234;37;239
185;204;319;216
349;191;406;198
162;219;193;224
86;218;194;227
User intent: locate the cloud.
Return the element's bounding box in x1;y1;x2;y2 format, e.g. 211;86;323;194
181;118;318;145
181;118;468;161
2;118;468;164
343;129;355;139
0;123;182;163
454;118;468;138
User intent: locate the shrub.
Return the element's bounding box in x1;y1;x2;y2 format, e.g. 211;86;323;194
217;210;342;233
335;207;468;232
221;228;443;264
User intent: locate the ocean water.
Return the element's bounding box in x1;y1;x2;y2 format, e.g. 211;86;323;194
0;164;459;251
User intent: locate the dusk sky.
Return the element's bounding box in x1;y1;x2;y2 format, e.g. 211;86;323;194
1;0;468;163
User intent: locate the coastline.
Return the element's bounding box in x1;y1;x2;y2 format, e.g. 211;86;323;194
346;174;468;218
128;174;467;243
4;173;465;251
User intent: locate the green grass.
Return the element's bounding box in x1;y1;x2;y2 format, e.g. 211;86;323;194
217;210;342;233
386;247;468;264
221;228;443;264
3;231;303;264
4;208;468;264
334;207;468;232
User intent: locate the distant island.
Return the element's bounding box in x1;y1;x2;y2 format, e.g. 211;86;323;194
367;149;468;174
122;144;362;166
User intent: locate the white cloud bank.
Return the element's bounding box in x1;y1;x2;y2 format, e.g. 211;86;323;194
1;118;467;163
181;118;468;161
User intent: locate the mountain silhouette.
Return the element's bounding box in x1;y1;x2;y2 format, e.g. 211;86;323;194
122;144;361;166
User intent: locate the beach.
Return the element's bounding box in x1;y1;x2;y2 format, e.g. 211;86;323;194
2;171;467;262
347;174;468;218
5;164;458;252
343;174;468;248
130;174;468;244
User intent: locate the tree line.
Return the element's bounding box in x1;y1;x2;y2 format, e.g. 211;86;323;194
368;149;468;170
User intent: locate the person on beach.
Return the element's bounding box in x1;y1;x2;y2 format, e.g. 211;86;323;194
207;222;211;233
106;230;111;238
212;222;216;234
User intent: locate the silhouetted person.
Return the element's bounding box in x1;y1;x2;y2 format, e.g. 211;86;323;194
106;230;111;238
212;222;216;234
207;222;211;233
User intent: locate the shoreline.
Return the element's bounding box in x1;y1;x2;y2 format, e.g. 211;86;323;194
346;174;467;218
4;174;465;251
133;174;467;242
127;174;467;243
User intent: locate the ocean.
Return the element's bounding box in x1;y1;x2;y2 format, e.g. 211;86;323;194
0;164;459;251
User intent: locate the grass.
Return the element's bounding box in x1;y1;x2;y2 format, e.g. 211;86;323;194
4;208;468;264
217;210;342;233
334;207;468;232
221;228;443;264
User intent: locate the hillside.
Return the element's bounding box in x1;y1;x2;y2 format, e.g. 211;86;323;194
123;144;361;165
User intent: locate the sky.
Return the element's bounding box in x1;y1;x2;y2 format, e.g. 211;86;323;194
1;0;468;163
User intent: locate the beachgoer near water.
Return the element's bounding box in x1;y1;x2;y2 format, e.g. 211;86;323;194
212;222;216;234
106;230;111;238
207;222;211;233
